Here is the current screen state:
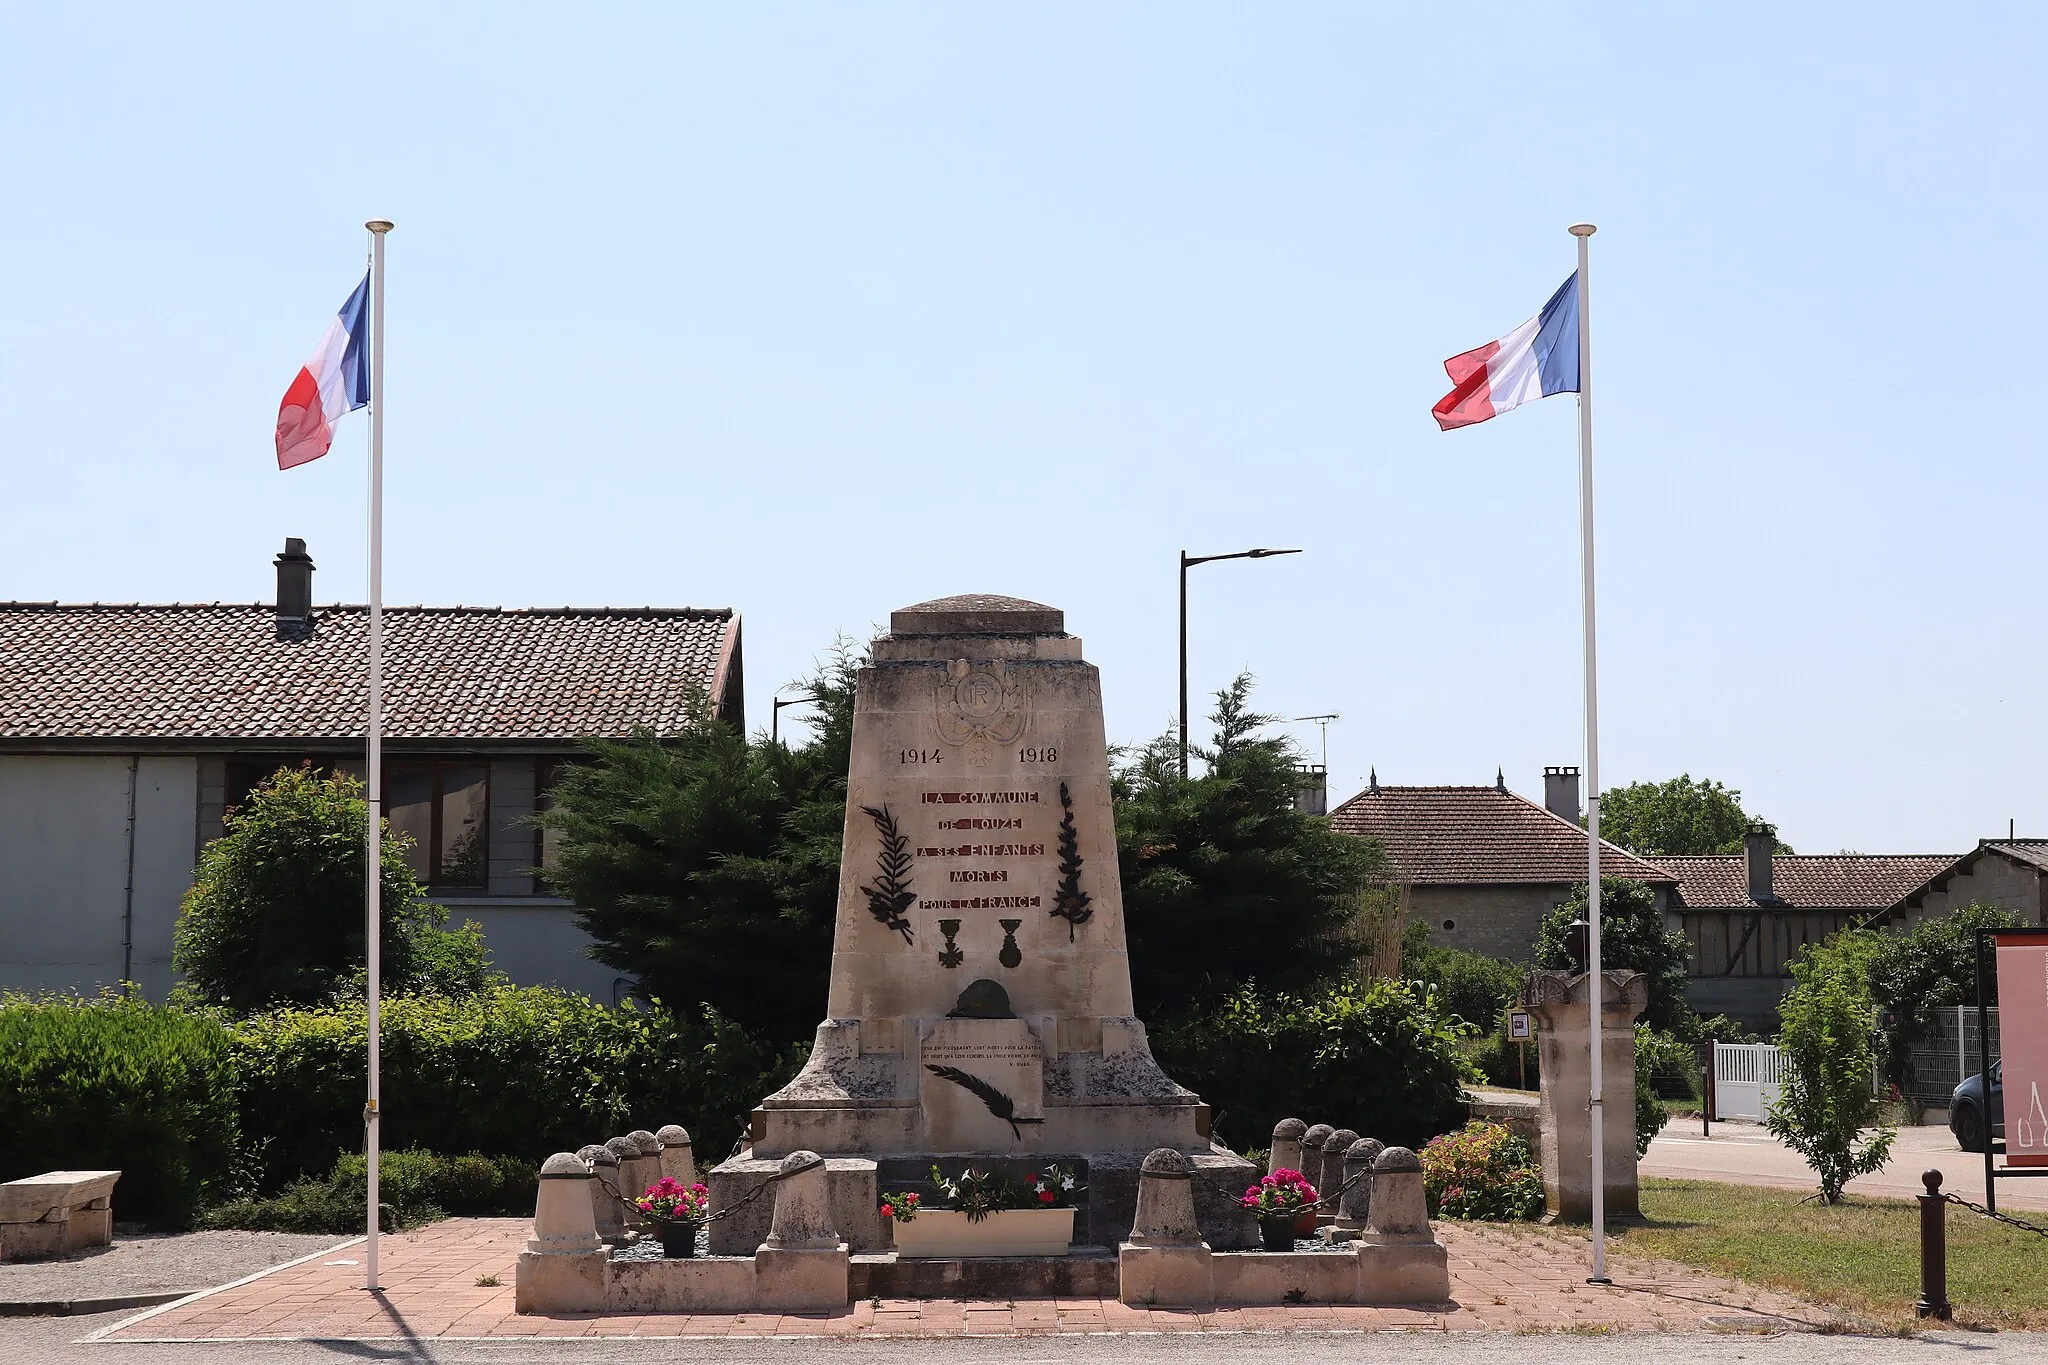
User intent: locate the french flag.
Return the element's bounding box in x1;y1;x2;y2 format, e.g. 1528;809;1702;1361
275;274;370;469
1432;273;1581;431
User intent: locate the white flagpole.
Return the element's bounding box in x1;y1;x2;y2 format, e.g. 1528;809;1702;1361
363;217;393;1294
1568;221;1609;1284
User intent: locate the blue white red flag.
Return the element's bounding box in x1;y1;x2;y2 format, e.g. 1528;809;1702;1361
1432;273;1580;431
276;274;370;468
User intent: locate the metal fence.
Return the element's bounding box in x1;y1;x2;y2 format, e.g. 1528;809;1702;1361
1899;1006;2000;1108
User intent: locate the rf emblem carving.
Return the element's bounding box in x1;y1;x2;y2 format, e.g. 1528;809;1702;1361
934;658;1026;768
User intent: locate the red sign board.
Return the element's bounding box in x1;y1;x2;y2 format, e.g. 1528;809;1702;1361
1995;929;2048;1167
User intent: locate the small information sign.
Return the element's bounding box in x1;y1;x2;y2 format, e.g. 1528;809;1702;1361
1507;1010;1533;1041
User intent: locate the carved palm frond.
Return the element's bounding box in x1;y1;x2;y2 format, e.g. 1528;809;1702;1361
859;804;916;945
1050;781;1093;942
925;1063;1044;1140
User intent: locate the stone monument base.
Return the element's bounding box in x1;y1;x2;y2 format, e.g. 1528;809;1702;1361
708;1146;1258;1255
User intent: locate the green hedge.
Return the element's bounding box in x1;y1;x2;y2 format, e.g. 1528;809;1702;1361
1151;979;1475;1154
201;1149;536;1233
0;993;241;1227
231;985;804;1189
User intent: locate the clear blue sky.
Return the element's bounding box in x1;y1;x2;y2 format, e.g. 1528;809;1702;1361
3;5;2042;856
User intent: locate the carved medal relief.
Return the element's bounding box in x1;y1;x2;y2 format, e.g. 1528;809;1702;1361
933;658;1027;769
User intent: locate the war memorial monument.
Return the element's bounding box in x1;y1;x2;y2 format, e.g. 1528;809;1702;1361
708;593;1259;1253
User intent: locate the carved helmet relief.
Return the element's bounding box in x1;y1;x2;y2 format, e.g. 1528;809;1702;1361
934;658;1027;768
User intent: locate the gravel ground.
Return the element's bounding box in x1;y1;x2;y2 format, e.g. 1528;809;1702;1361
0;1230;347;1304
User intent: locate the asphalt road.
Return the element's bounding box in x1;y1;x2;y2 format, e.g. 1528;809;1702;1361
1641;1121;2048;1212
6;1308;2045;1365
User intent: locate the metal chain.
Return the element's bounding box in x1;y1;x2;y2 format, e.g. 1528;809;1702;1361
599;1154;817;1228
1307;1166;1372;1211
1941;1191;2048;1240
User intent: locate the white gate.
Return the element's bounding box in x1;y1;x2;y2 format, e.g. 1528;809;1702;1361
1713;1042;1784;1122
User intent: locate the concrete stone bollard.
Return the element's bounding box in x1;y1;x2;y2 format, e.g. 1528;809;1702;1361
581;1143;626;1242
1357;1146;1449;1303
606;1137;646;1224
1329;1137;1383;1239
515;1153;606;1313
1363;1147;1429;1243
1318;1129;1358;1223
1268;1118;1307;1178
1119;1149;1214;1306
627;1130;663;1202
1299;1124;1333;1194
656;1125;695;1185
755;1150;848;1311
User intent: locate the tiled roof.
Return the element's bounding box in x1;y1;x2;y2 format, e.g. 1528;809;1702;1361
1659;854;1954;912
1327;785;1675;885
1978;840;2048;874
0;602;738;744
1889;839;2048;915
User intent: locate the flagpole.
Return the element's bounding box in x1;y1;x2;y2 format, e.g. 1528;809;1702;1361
363;217;393;1294
1568;220;1609;1284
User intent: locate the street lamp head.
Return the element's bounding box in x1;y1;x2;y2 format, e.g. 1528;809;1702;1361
1247;547;1303;559
1568;222;1596;238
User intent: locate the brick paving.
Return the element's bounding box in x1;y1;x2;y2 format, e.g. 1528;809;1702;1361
95;1217;1835;1341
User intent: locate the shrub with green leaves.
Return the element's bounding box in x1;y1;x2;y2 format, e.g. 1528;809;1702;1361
173;766;495;1012
1419;1121;1543;1221
1535;878;1695;1034
1866;903;2022;1089
1401;926;1524;1032
229;984;803;1188
0;993;240;1227
1766;930;1895;1203
1151;978;1474;1153
200;1149;535;1233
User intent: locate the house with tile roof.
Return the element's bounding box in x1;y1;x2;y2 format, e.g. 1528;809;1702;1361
1882;838;2048;931
0;539;743;1001
1327;766;1676;965
1658;827;1955;1026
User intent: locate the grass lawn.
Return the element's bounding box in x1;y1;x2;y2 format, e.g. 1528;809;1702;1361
1611;1178;2048;1332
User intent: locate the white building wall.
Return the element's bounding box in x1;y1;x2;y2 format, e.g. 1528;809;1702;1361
130;757;200;999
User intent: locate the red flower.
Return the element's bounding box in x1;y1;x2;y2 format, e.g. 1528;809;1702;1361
1039;1189;1056;1204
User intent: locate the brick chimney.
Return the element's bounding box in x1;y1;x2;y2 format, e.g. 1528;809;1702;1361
274;537;314;636
1543;766;1581;821
1745;822;1778;903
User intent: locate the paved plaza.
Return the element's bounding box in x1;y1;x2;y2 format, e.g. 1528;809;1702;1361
84;1217;1831;1342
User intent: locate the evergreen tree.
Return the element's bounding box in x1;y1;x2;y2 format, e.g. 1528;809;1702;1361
173;766;495;1013
1114;675;1386;1018
536;648;856;1042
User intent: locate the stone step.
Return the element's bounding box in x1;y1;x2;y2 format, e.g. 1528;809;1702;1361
850;1247;1118;1299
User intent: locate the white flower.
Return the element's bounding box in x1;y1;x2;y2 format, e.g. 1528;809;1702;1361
1060;1175;1076;1190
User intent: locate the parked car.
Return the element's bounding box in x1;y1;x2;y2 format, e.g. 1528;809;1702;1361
1950;1060;2003;1152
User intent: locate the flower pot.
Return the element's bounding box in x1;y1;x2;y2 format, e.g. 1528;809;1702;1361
891;1207;1075;1258
1293;1208;1319;1237
657;1220;700;1258
1260;1213;1297;1252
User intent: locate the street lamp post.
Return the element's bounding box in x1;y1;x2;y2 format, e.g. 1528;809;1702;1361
772;692;817;744
1179;547;1303;777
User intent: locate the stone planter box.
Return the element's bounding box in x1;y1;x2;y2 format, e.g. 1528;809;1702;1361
892;1208;1075;1258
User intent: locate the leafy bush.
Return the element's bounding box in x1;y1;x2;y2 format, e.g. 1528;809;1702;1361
1866;903;2023;1088
1635;1029;1671;1155
1767;930;1895;1203
200;1149;535;1233
1151;979;1474;1154
1467;1028;1541;1090
229;984;803;1189
1636;1025;1699;1101
173;766;496;1012
1420;1121;1543;1221
1401;926;1524;1032
0;992;240;1227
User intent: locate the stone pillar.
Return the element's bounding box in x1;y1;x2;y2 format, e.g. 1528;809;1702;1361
628;1129;662;1190
1522;969;1647;1222
1268;1118;1306;1177
656;1125;695;1185
515;1153;606;1313
1317;1128;1358;1225
1119;1149;1214;1306
1327;1137;1382;1240
1357;1146;1450;1303
755;1151;847;1312
1299;1123;1333;1192
580;1144;626;1242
